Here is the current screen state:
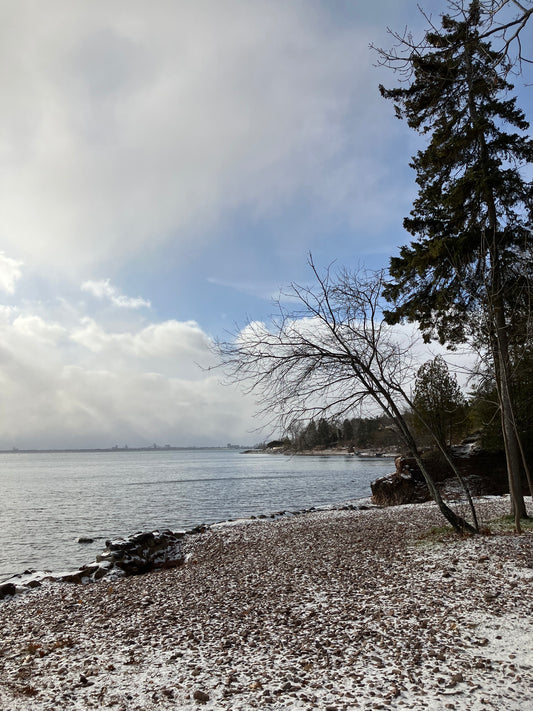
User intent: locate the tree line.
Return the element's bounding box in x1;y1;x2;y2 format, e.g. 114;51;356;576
290;415;403;452
288;356;467;452
286;350;533;454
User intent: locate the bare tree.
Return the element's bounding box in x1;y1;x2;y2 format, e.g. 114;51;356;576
216;261;478;534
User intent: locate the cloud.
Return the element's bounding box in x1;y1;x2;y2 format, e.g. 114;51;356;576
13;314;67;343
81;278;151;309
0;304;261;449
0;253;23;294
70;318;211;375
0;0;400;274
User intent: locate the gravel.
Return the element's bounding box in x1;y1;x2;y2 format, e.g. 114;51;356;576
0;497;532;710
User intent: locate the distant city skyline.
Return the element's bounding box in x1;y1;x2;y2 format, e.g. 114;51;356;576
3;443;253;453
0;1;531;448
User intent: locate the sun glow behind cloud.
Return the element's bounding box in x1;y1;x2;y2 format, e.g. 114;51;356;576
0;253;23;294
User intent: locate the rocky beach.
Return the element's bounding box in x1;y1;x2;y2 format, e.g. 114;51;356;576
0;497;532;710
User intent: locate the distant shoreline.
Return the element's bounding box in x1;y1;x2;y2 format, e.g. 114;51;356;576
0;446;248;454
244;446;399;458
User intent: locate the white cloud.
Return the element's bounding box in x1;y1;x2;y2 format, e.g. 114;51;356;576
0;253;23;293
81;278;151;309
13;314;67;343
70;318;211;376
0;303;260;449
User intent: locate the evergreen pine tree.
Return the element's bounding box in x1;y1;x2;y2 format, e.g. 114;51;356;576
380;1;533;523
413;356;467;448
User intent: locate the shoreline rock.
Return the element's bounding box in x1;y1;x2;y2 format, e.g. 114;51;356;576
0;582;16;600
370;448;517;507
95;529;185;576
2;529;186;597
371;456;428;506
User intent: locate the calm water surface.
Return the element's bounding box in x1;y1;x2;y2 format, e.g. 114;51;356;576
0;449;394;580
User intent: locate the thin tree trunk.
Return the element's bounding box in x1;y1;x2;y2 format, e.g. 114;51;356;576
385;400;477;534
407;397;479;532
463;34;527;528
513;420;533;501
410;444;477;535
492;299;527;527
430;444;479;533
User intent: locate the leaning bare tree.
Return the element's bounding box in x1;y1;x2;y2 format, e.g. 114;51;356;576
217;261;478;534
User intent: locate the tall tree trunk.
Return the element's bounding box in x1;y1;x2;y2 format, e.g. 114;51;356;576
492;299;527;526
463;34;528;526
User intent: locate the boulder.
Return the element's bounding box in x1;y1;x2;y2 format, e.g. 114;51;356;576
95;529;185;576
371;456;430;506
0;582;16;599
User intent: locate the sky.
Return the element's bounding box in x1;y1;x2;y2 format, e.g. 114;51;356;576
0;0;531;449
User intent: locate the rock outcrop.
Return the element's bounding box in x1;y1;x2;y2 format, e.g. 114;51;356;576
371;447;516;506
371;456;430;506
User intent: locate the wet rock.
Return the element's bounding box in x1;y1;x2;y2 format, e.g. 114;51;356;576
60;572;84;584
187;524;208;535
0;582;16;599
95;529;185;575
46;529;187;586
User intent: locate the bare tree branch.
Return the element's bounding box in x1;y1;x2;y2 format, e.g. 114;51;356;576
372;0;533;80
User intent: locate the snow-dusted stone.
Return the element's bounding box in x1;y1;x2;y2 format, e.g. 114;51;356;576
1;529;187;595
94;529;186;575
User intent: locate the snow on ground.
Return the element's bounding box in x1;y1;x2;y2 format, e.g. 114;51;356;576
0;498;531;710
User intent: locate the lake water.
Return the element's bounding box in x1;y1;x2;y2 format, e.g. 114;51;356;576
0;449;394;581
